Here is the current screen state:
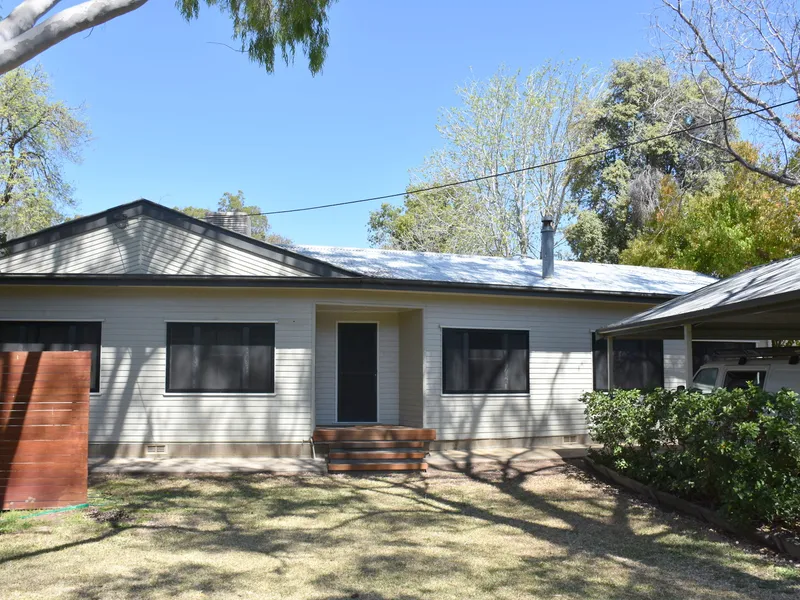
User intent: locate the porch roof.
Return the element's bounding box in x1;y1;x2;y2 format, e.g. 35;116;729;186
597;255;800;340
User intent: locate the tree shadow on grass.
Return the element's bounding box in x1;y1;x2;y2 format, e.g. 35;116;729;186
2;468;798;600
65;562;241;600
338;459;800;599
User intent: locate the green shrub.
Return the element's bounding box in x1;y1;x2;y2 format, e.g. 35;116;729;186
582;386;800;530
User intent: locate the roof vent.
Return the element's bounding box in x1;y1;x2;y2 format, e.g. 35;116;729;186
204;211;252;237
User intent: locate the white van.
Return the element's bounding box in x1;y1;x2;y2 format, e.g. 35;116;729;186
691;348;800;394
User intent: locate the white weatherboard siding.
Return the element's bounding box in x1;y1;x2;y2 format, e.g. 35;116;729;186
421;296;662;440
0;216;143;274
0;287;315;444
137;218;311;277
0;217;313;277
664;340;688;389
0;285;687;448
314;311;400;425
398;310;424;427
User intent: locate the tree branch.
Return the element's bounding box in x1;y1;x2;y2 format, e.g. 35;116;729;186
0;0;62;42
662;0;800;145
0;0;149;76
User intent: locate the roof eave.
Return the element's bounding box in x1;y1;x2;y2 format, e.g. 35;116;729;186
0;273;682;303
597;288;800;338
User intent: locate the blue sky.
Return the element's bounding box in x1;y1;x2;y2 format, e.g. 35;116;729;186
36;0;661;247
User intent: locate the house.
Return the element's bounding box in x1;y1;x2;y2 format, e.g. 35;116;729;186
0;199;716;463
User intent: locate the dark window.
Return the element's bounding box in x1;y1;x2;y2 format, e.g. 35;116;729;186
723;370;766;391
0;321;101;392
442;328;529;394
166;323;274;393
692;341;757;374
592;334;664;391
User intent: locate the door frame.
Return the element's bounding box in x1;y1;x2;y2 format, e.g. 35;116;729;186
335;320;380;424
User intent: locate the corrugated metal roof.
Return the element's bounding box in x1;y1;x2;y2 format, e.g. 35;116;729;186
288;245;716;296
600;255;800;334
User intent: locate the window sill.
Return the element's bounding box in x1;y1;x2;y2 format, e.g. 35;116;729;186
162;392;278;397
440;391;531;397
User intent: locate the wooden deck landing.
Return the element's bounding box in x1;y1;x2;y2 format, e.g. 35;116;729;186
312;425;436;472
312;425;436;443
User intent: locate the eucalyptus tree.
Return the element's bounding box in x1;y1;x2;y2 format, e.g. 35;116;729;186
369;62;599;258
0;66;89;240
656;0;800;186
0;0;334;76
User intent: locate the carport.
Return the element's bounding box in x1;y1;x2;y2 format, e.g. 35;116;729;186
596;256;800;389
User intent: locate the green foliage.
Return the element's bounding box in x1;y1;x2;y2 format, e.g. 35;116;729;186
562;211;610;265
175;0;334;75
566;58;731;262
621;143;800;277
0;67;89;241
367;186;483;253
369;63;598;257
175;190;291;245
582;387;800;529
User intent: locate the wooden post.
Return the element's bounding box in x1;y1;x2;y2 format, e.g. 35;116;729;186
684;324;693;389
607;336;615;390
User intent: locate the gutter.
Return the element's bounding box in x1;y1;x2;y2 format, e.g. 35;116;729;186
0;273;681;304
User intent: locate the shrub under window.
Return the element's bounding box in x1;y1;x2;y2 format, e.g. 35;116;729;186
0;321;102;392
592;334;663;391
443;328;529;394
167;323;275;393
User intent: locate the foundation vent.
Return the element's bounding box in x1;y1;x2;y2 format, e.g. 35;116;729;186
146;444;168;455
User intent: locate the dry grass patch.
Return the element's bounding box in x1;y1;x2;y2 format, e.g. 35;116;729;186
0;462;797;599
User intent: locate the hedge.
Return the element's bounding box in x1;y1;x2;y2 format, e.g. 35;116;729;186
582;386;800;531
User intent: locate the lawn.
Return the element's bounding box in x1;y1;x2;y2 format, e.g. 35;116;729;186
0;461;798;600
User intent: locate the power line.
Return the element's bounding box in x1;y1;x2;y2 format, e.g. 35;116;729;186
256;98;799;217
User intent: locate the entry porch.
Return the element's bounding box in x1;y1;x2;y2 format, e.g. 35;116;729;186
314;304;425;428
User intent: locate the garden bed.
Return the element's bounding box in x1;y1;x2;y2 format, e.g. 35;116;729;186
584;456;800;559
581;386;800;557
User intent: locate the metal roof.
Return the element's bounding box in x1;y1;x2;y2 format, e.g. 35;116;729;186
598;255;800;339
0;198;717;300
288;245;716;297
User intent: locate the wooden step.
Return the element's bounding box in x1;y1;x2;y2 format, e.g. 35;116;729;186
329;449;427;460
328;460;428;472
313;426;436;442
328;440;427;449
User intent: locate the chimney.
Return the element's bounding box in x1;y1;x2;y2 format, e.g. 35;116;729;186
541;215;554;278
204;211;252;237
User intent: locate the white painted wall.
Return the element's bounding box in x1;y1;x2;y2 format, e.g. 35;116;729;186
0;286;684;448
0;287;315;445
664;340;688;389
419;295;653;440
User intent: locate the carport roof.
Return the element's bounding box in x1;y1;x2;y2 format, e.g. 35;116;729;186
597;255;800;340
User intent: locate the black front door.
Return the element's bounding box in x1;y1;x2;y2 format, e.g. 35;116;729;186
337;323;378;422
